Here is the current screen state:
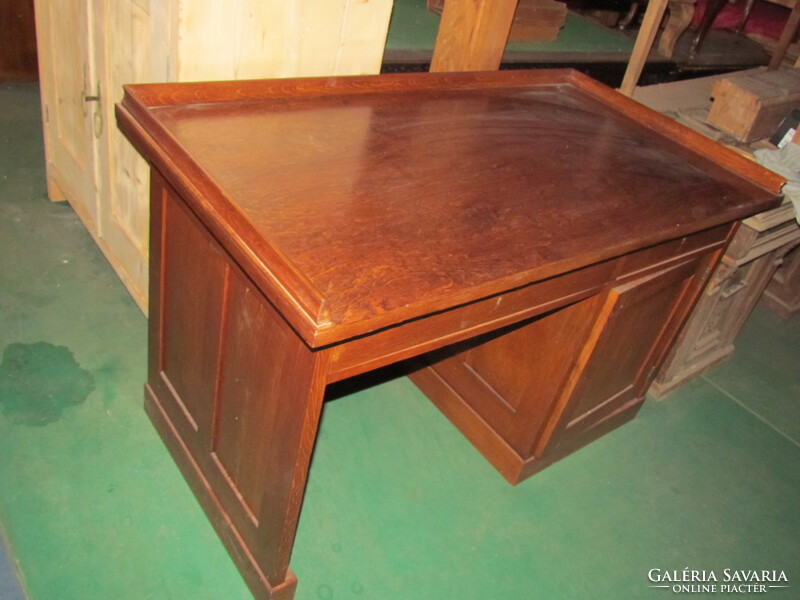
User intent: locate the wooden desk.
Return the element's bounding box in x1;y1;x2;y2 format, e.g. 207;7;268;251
116;70;782;600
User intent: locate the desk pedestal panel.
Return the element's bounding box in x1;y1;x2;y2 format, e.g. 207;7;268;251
145;175;331;599
411;248;723;484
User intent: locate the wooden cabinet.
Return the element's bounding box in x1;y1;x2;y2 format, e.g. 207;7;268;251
651;203;800;397
34;0;393;310
763;241;800;318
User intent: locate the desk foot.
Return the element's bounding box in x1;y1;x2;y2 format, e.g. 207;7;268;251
145;385;299;600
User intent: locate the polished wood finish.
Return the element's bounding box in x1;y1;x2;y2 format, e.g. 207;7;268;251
117;70;783;600
411;231;730;482
0;0;37;81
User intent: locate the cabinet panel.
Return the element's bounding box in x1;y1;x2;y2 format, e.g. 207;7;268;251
420;295;601;457
35;0;392;313
412;254;713;484
34;0;98;224
561;258;699;436
93;0;158;309
146;176;332;597
159;192;227;439
174;0;393;80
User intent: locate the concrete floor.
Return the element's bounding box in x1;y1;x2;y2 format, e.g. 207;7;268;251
1;82;799;600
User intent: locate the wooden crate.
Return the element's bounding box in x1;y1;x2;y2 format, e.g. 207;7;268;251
707;68;800;143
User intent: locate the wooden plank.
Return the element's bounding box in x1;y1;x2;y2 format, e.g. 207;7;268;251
428;0;566;43
707;67;800;142
430;0;519;72
175;0;394;80
619;0;669;96
768;0;800;70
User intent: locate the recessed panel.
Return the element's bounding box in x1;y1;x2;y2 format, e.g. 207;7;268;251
161;194;226;433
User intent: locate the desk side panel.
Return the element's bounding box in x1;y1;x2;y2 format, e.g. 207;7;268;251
145;173;330;600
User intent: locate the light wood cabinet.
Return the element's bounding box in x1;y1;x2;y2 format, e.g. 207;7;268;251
651;203;800;397
763;241;800;318
34;0;393;311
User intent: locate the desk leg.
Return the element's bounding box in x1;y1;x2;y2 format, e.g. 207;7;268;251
146;174;330;600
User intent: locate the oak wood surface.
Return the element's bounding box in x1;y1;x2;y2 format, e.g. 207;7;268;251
116;70;783;348
146;172;331;599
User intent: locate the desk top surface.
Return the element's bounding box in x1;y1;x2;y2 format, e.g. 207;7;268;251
117;70;783;345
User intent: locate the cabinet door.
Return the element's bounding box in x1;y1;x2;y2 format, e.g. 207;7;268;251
555;258;702;444
34;0;99;226
91;0;161;311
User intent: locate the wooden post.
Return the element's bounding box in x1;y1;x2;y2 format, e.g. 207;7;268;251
430;0;519;72
768;0;800;70
619;0;669;96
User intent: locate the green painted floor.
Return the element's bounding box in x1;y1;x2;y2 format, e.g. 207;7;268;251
1;82;799;600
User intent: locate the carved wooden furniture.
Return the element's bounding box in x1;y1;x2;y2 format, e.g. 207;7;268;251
652;201;800;396
658;0;800;64
763;241;800;315
116;70;782;600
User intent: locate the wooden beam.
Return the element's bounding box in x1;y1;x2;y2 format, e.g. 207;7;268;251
430;0;519;72
619;0;669;96
768;0;800;70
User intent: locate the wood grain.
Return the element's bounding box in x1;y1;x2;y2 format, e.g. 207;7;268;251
117;70;783;347
430;0;519;72
619;0;669;96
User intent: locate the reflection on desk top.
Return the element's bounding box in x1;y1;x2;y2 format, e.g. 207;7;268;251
116;69;783;345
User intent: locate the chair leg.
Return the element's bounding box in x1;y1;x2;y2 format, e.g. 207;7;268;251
618;2;640;29
658;0;695;58
735;0;756;32
690;0;729;57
